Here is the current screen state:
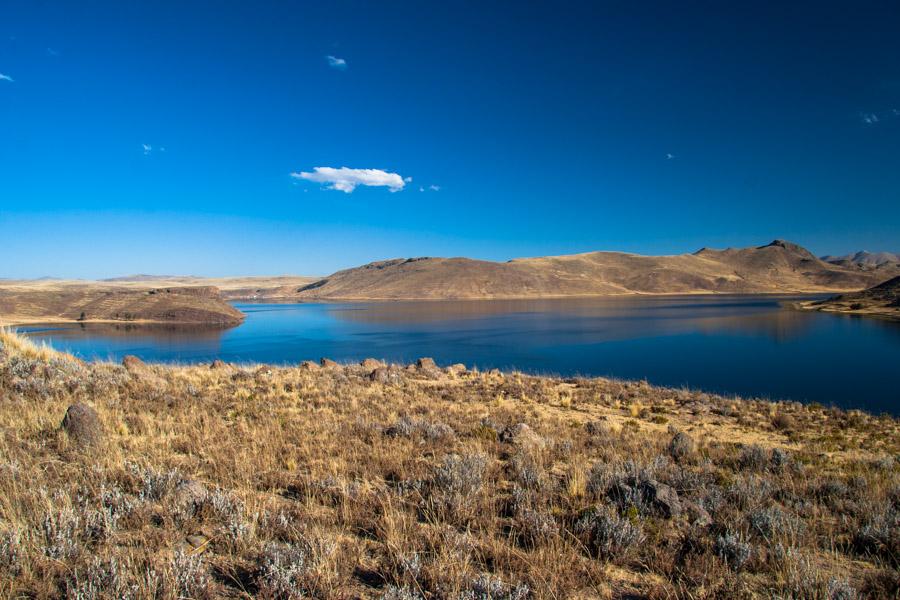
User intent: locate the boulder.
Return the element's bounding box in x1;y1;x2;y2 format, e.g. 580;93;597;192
416;357;437;370
122;355;146;372
446;363;467;376
500;423;545;450
685;501;712;527
60;403;103;448
668;432;695;462
639;480;682;519
320;358;339;368
370;366;404;385
360;358;385;370
298;361;320;371
209;359;229;370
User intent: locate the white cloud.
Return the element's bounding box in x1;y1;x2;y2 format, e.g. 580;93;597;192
666;153;675;160
861;112;879;125
326;55;347;69
142;143;152;155
429;184;441;191
291;166;407;193
0;73;13;82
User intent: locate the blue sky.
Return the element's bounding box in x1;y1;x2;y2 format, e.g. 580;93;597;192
1;0;899;278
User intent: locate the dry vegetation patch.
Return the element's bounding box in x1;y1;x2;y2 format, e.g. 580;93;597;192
0;330;897;598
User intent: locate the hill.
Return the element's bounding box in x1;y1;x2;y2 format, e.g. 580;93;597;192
292;240;899;300
798;275;900;321
0;285;245;326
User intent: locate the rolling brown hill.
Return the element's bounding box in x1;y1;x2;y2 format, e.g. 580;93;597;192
291;240;900;300
0;286;245;326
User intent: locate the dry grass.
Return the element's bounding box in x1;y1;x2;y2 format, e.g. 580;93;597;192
0;329;897;598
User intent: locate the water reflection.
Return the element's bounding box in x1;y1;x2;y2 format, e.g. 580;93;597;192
19;295;900;413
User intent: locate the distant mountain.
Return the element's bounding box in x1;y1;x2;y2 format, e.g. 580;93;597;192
291;240;900;300
102;274;196;282
799;275;900;321
821;251;900;269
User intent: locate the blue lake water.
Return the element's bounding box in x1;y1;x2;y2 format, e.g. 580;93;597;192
19;296;900;414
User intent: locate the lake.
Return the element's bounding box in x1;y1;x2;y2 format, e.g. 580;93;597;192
19;295;900;414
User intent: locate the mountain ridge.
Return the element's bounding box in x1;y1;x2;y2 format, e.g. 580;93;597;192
289;240;900;300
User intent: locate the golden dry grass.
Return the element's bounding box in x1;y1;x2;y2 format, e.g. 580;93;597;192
0;329;897;599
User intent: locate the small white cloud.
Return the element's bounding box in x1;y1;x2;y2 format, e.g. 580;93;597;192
46;47;59;56
666;153;675;160
142;143;152;155
429;184;441;191
326;55;347;69
0;73;13;82
291;166;407;193
419;186;425;192
404;176;412;183
861;112;879;125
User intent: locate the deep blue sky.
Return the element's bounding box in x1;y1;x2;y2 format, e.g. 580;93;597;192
2;1;899;278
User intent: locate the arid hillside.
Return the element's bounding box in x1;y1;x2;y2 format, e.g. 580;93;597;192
293;240;899;300
0;331;896;598
0;285;245;326
798;275;900;321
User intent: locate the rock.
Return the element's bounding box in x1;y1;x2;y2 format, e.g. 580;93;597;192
685;501;712;527
320;358;339;368
639;480;682;519
488;368;504;378
446;363;467;375
185;533;210;552
209;359;229;370
416;357;437;370
122;355;146;372
174;479;208;507
369;366;404;385
60;403;103;447
668;431;695;462
500;423;545;450
360;358;385;370
298;360;320;371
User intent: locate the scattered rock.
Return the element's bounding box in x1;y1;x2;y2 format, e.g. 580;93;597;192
685;501;712;527
416;357;437;370
500;423;545;450
174;479;207;507
370;366;403;385
446;363;467;375
668;432;695;462
209;359;229;370
60;403;103;448
320;358;339;368
122;355;146;372
298;360;320;371
360;358;385;370
639;480;682;518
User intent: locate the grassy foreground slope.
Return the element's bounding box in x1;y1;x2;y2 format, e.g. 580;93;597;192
0;331;897;599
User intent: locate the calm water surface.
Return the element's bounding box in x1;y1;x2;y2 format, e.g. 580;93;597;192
20;296;900;413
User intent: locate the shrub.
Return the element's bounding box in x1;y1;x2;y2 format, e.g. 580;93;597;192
668;431;695;462
715;532;751;571
576;506;645;561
